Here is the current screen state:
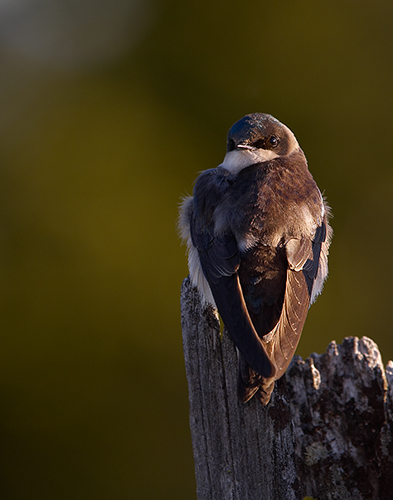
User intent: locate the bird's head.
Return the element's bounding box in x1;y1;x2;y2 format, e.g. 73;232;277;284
221;113;300;174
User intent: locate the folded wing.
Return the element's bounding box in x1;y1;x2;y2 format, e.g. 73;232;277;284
191;209;329;396
190;223;273;378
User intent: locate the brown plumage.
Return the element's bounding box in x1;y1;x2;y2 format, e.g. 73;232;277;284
179;113;332;404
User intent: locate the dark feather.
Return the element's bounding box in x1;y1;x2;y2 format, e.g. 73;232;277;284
197;236;273;378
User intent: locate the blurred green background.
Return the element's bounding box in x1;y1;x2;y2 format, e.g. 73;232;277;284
0;0;393;498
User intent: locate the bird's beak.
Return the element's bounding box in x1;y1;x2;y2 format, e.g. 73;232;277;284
236;144;254;151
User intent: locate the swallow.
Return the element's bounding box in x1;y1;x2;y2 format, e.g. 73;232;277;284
179;113;332;404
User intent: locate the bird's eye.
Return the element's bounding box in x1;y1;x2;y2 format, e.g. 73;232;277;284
269;136;279;147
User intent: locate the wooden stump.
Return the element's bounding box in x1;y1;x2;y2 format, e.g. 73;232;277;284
180;277;393;500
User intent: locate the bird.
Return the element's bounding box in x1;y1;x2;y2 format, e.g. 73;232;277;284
179;113;332;405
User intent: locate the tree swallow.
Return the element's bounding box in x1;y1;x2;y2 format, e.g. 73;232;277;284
179;113;332;405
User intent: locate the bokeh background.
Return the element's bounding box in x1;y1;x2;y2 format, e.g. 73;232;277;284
1;1;393;498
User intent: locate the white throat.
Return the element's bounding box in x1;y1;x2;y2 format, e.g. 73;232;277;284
219;148;279;175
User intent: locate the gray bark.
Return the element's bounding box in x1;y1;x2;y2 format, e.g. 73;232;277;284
180;277;393;500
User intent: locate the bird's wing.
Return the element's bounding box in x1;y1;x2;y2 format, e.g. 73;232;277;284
261;218;329;380
190;224;274;378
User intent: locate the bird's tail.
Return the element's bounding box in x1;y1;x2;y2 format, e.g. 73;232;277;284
238;356;276;405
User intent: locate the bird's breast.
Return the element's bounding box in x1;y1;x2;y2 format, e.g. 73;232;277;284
216;158;322;249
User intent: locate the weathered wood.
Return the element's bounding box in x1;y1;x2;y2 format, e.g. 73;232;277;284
180;277;393;500
287;338;393;500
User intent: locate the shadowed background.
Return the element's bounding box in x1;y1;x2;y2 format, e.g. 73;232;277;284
0;1;392;498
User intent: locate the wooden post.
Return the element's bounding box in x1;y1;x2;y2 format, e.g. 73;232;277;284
180;277;393;500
